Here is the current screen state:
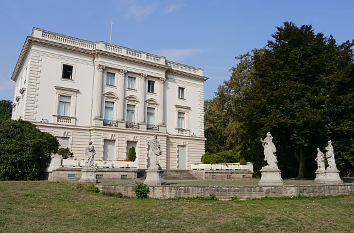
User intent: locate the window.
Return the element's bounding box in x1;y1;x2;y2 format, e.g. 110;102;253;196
148;80;155;93
127;77;136;89
178;112;185;129
121;174;127;180
126;105;135;123
62;64;73;79
178;87;185;99
147;107;155;128
106;72;115;86
104;101;114;122
58;95;71;116
57;137;69;148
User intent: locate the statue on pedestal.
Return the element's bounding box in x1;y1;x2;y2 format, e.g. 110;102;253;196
258;132;283;186
87;141;95;168
147;135;161;170
315;148;325;172
325;140;337;170
260;132;278;169
144;135;164;186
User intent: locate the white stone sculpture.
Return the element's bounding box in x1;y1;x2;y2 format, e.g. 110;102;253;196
87;141;96;168
314;148;326;183
147;135;161;170
325;140;337;171
80;141;96;183
315;148;325;171
258;132;283;186
323;140;342;184
144;135;164;186
260;132;278;169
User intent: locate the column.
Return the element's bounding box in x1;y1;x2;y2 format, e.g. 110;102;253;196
92;64;105;126
138;73;147;130
117;69;126;128
158;77;166;132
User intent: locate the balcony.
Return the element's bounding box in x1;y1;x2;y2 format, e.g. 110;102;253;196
103;120;119;127
126;122;139;129
147;124;159;131
54;115;76;125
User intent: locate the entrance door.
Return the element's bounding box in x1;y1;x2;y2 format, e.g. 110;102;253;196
103;140;115;160
177;145;186;170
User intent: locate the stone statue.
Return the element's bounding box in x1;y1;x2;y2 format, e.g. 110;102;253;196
87;141;95;168
315;148;325;171
260;132;278;169
325;140;337;170
147;135;161;170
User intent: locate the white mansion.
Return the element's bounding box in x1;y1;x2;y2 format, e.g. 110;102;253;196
11;28;207;170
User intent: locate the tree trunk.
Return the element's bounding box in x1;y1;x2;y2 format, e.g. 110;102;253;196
297;147;305;178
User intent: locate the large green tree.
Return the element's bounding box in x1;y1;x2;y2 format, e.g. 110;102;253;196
206;22;353;177
0;119;59;180
0;100;12;121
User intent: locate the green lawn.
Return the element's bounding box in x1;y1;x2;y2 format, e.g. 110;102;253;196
0;181;353;232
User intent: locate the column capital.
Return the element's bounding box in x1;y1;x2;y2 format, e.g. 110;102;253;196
118;69;128;75
96;64;105;72
159;76;167;83
140;73;148;80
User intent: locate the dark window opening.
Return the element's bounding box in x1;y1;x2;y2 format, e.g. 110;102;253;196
62;64;73;79
148;80;155;93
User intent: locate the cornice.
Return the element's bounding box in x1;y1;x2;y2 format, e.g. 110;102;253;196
167;68;208;81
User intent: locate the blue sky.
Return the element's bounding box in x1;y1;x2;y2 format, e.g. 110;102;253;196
0;0;353;101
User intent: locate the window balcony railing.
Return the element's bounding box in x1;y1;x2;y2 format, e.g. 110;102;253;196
56;115;75;125
126;122;139;129
103;120;119;127
147;124;159;131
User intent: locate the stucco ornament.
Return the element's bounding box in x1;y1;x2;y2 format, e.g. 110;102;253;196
87;141;96;168
315;148;325;171
325;140;337;170
147;135;161;170
260;132;278;169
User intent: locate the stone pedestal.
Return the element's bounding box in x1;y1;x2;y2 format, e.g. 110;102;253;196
324;169;343;184
80;167;97;183
314;170;326;184
144;170;164;186
258;167;283;186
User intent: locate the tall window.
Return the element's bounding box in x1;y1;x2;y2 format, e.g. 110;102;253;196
147;107;155;128
106;72;115;86
148;80;155;93
126;105;135;123
58;95;71;116
62;64;73;79
128;77;136;89
178;112;185;129
104;101;114;122
178;87;185;99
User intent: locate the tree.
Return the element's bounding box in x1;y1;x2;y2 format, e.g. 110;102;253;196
0;119;59;180
128;147;136;161
205;22;353;177
0;100;12;121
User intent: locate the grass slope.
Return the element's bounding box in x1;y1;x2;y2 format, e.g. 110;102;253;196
0;181;353;232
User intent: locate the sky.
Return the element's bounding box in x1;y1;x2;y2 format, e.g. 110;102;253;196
0;0;353;101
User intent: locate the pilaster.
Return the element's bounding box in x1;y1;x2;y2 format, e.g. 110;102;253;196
92;64;105;126
138;73;147;130
117;69;127;127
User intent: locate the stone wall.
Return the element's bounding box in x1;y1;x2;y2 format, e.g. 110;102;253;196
98;184;354;200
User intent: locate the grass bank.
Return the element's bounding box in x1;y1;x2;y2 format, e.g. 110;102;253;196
0;181;353;232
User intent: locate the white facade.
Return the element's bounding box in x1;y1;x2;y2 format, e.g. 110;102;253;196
11;28;207;170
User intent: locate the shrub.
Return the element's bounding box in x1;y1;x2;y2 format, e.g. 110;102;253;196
239;157;247;165
57;148;73;159
201;150;239;164
133;182;149;199
0;119;59;180
128;147;136;161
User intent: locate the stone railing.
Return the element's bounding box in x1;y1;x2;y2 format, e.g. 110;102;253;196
191;162;254;173
57;116;72;124
167;60;204;76
31;28;204;76
61;159;138;168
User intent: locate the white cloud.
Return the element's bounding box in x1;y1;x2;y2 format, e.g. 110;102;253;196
165;4;183;14
125;4;156;21
157;48;204;61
